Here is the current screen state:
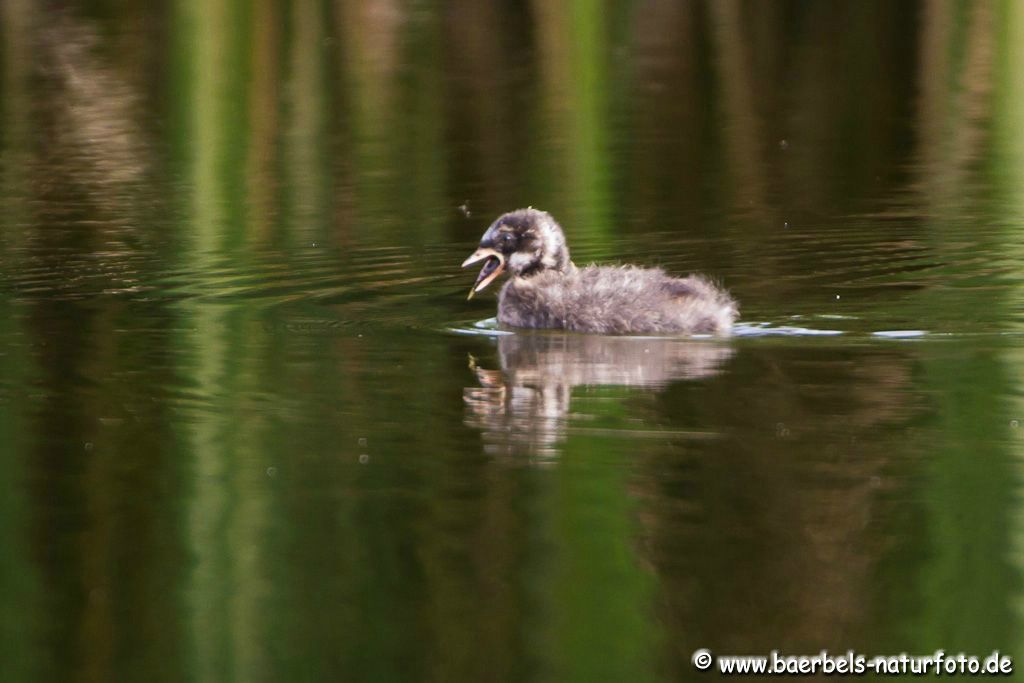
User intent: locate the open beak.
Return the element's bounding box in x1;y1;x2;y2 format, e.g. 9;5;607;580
461;247;506;300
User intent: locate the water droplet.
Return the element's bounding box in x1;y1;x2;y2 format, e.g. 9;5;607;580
358;437;368;447
266;467;277;477
359;454;369;464
84;442;94;452
779;139;789;150
1012;420;1020;429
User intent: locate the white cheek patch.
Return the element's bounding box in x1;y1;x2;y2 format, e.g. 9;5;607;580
509;251;537;272
536;214;568;268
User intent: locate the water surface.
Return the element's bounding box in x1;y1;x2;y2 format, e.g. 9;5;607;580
2;2;1024;681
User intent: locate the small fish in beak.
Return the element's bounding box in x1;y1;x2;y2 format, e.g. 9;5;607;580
462;247;506;299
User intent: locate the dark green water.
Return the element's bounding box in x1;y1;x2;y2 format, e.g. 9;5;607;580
2;2;1024;681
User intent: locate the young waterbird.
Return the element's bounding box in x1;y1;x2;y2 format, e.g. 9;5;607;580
462;208;737;335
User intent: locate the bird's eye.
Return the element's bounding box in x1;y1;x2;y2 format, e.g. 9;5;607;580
501;233;514;244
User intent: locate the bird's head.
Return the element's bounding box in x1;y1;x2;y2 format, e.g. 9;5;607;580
461;208;572;299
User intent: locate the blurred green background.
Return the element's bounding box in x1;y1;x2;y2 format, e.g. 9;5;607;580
2;1;1024;681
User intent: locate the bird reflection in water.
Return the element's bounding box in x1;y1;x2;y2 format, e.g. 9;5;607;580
463;333;733;459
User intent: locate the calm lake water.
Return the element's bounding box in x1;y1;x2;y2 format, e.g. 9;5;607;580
2;2;1024;681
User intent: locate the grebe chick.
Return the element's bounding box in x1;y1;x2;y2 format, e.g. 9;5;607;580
462;209;737;335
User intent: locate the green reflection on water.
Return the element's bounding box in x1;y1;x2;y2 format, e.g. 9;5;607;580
0;307;36;681
540;437;656;683
993;0;1024;665
3;2;1024;682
